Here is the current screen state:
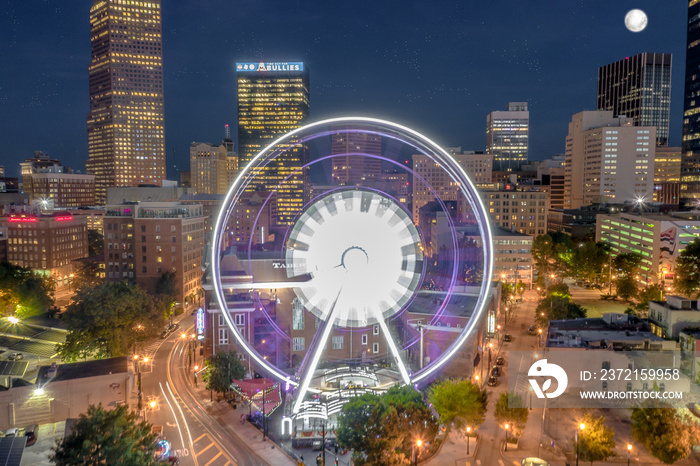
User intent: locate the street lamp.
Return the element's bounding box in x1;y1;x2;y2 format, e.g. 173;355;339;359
466;426;471;454
627;444;632;466
504;424;509;451
413;439;422;466
145;399;157;422
7;316;19;325
576;422;585;466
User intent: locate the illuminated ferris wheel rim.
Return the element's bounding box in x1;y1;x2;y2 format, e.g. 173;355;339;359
211;116;495;388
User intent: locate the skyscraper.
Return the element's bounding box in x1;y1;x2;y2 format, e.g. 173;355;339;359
331;130;381;186
682;1;700;205
86;0;165;204
597;52;672;146
486;102;529;172
237;62;310;225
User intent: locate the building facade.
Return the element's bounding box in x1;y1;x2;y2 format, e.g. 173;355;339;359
596;211;700;284
648;295;700;339
104;201;205;306
653;146;682;204
486;102;529;172
190;141;236;195
564;111;655;209
21;152;96;208
330;131;381;185
86;0;165;204
236;62;310;225
682;0;700;205
0;212;89;290
483;186;548;237
597;52;672;146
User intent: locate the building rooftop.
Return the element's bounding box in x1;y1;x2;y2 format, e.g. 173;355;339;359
37;357;127;385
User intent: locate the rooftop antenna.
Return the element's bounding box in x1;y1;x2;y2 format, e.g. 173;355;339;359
225;123;230;139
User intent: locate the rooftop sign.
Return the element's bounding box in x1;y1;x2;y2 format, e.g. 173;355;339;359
236;62;303;72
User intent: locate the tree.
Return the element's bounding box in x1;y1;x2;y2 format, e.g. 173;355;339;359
57;281;163;361
337;385;438;465
155;271;178;324
625;284;664;317
50;404;158;465
574;413;616;464
71;260;104;291
427;379;487;430
631;401;700;464
87;230;104;257
532;234;555;278
0;261;54;318
674;237;700;298
494;392;528;438
536;295;586;326
201;351;246;397
613;253;642;301
570;241;610;286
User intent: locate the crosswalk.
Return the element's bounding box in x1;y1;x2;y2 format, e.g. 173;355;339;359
513;352;533;396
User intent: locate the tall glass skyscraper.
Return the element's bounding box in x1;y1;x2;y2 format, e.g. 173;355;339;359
86;0;166;204
682;1;700;205
236;62;310;225
597;52;672;146
486;102;529;172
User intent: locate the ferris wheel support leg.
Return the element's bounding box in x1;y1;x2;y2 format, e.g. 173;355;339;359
373;308;411;385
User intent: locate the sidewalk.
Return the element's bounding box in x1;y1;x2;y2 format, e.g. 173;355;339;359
424;430;478;466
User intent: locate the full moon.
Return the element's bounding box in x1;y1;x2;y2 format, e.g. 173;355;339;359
625;9;648;33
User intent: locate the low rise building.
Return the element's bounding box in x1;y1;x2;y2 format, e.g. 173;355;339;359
648;295;700;339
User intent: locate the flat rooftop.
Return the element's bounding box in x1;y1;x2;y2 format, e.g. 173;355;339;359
37;357;127;385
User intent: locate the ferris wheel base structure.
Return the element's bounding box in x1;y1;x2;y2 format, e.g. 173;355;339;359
210;117;495;418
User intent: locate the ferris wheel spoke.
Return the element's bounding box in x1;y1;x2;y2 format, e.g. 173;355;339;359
372;307;411;385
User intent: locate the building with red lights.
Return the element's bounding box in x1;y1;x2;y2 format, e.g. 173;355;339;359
0;212;89;290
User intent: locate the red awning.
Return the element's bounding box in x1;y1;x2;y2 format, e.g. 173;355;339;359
231;378;280;415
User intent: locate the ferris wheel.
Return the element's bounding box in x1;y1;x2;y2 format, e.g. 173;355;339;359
211;118;493;414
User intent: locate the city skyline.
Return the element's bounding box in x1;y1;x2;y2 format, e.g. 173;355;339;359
0;1;687;181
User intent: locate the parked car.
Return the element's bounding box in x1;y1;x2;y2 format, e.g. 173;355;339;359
24;425;37;446
495;356;505;366
8;353;23;360
491;366;501;377
503;334;513;342
487;376;498;387
528;326;538;335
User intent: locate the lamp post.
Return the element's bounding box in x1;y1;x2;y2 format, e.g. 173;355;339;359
466;426;471;455
576;422;585;466
627;444;632;466
504;424;509;451
145;400;156;422
193;365;198;386
134;355;142;411
413;439;422;466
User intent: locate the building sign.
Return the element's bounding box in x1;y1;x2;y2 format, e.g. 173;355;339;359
8;217;38;223
196;308;205;339
236;62;304;72
55;216;74;222
487;310;495;334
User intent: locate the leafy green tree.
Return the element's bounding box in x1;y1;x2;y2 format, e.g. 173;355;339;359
494;392;529;439
613;253;642;301
71;260;104;291
202;351;246;397
625;284;664;317
337;385;438;466
631;401;700;464
532;234;555;278
674;237;700;298
427;379;487;430
58;281;163;361
0;261;54;318
515;280;526;297
536;296;586;326
574;413;616;464
87;229;104;257
570;241;610;285
50;404;158;465
155;271;178;324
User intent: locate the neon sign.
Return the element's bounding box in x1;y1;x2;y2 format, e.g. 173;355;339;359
196;308;205;339
8;217;38;223
55;216;73;222
236;62;303;72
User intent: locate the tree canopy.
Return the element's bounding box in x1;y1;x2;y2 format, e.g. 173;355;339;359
631;401;700;464
427;378;487;430
87;229;104;257
0;261;54;318
674;237;700;298
337;385;438;465
71;260;104;291
494;392;528;438
50;404;158;465
201;351;246;396
575;413;616;464
613;252;642;301
57;281;163;361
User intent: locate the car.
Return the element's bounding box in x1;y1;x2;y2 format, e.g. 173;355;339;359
8;353;23;361
168;323;179;332
527;326;538;335
159;330;169;339
495;356;505;366
490;366;501;377
4;428;19;437
503;334;513;342
24;425;37;446
487;376;498;387
312;439;323;451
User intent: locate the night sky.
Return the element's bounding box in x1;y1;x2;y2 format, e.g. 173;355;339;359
0;1;688;179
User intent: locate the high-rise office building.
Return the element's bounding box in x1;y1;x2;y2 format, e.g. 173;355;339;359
86;0;165;204
682;1;700;205
190;139;237;195
236;62;310;225
564;111;655;209
597;53;672;146
486;102;529;172
331;131;381;185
